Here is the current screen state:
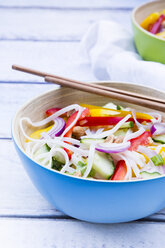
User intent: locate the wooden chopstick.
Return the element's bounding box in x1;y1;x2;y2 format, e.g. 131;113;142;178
12;64;165;105
44;75;165;112
12;64;165;111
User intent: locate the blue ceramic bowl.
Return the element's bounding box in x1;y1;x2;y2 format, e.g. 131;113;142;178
12;82;165;223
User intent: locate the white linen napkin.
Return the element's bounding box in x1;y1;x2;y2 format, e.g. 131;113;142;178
80;21;165;90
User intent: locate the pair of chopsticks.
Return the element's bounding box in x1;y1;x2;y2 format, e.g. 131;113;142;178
12;64;165;112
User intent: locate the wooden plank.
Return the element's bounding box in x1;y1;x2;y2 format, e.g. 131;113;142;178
0;9;132;41
0;0;147;9
0;138;165;220
0;41;96;83
0;84;56;138
0;218;165;248
0;139;65;217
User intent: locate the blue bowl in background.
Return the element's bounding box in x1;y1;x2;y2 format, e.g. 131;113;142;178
12;82;165;223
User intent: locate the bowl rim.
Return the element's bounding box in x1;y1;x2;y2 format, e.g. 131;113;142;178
132;0;165;42
12;80;165;184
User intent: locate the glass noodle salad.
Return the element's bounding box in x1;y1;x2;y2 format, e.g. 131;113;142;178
20;103;165;181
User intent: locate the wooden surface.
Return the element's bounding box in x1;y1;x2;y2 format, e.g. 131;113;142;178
1;0;165;247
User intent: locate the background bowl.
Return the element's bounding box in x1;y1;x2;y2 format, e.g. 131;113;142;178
12;82;165;223
132;0;165;64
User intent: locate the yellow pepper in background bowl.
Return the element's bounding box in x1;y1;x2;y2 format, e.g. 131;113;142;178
140;12;160;30
140;9;165;35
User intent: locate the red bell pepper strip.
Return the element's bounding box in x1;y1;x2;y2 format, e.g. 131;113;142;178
63;108;90;159
111;160;127;180
64;108;90;137
78;116;151;127
64;148;73;160
148;23;154;32
45;107;90;159
129;131;152;151
149;14;165;34
45;108;67;117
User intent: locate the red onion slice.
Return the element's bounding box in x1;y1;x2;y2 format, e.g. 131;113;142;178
20;104;83;141
47;117;65;138
150;123;165;136
150;125;156;135
95;142;130;154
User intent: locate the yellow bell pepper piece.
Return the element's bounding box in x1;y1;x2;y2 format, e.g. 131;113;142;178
132;169;136;178
159;147;165;163
26;125;53;142
159;147;165;153
132;164;142;177
142;153;149;163
140;12;160;30
148;146;157;150
90;108;121;117
80;104;153;119
156;31;165;39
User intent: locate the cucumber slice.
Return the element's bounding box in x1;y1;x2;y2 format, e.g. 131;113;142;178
52;151;65;171
153;134;165;144
140;171;161;179
33;144;50;164
53;152;65;164
33;144;50;157
52;158;64;171
80;138;104;146
92;152;114;179
114;129;128;137
76;161;87;175
34;144;50;156
120;121;134;129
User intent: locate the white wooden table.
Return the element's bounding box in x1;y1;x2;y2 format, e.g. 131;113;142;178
1;0;165;247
